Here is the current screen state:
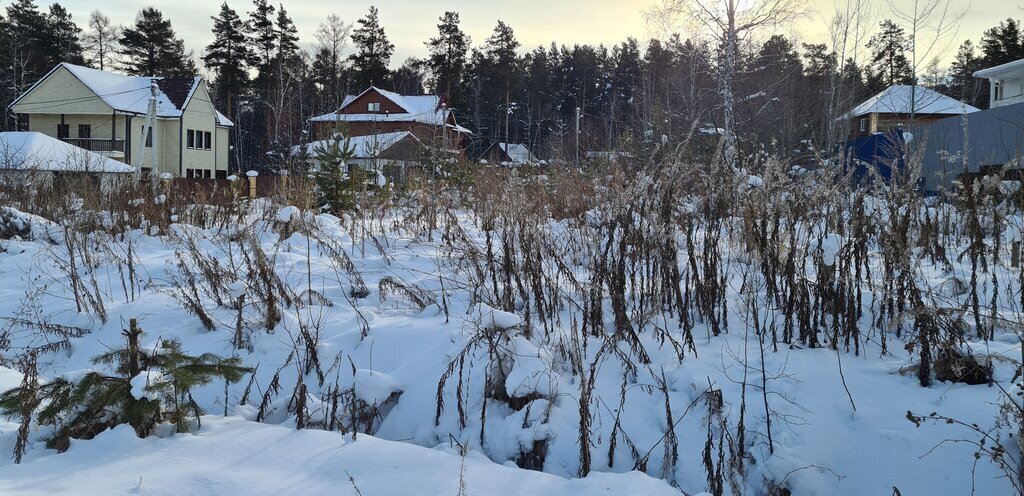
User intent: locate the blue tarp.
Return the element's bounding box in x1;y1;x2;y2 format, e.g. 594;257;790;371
842;130;906;182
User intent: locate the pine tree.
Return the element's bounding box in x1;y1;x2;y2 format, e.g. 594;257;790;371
980;18;1024;67
204;3;254;118
247;0;276;69
349;6;394;89
119;8;191;76
949;40;987;108
0;322;250;453
45;4;83;65
275;5;299;62
867;20;913;87
81;11;119;71
483;21;521;143
5;0;51;92
312;128;357;213
425;11;470;106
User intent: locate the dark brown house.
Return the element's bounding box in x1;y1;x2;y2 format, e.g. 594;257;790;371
308;87;472;153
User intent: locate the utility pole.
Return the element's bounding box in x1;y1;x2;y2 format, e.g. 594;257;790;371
136;80;159;180
575;106;581;167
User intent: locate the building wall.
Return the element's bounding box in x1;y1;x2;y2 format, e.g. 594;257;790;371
178;83;223;177
11;66;113;115
851;113;955;137
341;89;407;115
216;127;229;175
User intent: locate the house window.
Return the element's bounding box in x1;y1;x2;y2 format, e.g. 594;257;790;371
995;81;1003;101
204;131;212;151
16;114;29;131
78;124;91;139
368;102;381;112
185;168;195;178
187;130;195;149
203;169;212;179
859;118;867;132
57;124;69;140
215;170;227;180
195;131;204;150
141;126;152;147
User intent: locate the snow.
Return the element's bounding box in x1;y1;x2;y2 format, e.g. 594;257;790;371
472;303;522;329
275;206;300;223
845;84;979;118
129;371;163;401
0;417;677;496
344;369;403;404
246;170;259;177
0;203;1017;495
0;132;134;173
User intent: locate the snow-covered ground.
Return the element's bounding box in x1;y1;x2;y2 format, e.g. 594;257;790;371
0;417;677;496
0;201;1018;495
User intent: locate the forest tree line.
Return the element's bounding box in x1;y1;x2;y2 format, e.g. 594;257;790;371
0;0;1020;168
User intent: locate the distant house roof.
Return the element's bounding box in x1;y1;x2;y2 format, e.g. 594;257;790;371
480;142;537;164
846;85;979;118
292;131;421;160
0;132;134;173
498;143;537;164
975;59;1024;79
10;63;233;127
309;86;472;135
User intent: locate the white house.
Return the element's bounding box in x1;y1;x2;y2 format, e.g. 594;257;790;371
975;59;1024;108
0;131;134;191
9;63;233;178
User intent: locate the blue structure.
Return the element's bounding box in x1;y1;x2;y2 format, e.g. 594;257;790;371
842;130;906;183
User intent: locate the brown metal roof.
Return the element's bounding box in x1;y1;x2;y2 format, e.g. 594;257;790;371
155;77;197;110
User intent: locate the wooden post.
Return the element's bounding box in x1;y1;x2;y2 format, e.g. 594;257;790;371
248;175;257;199
126;318;142;378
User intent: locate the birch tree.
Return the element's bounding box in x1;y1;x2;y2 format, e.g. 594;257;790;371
649;0;805;167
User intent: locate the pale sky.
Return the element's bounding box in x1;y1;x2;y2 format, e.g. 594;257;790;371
48;0;1011;70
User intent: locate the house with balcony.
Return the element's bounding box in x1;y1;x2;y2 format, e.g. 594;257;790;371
912;58;1024;190
975;59;1024;108
9;63;233;178
308;87;471;155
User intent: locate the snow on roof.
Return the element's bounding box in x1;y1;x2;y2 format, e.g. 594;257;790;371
975;58;1024;79
498;143;537;164
0;132;134;173
309;87;472;135
293;131;420;159
846;85;979;118
12;64;233;126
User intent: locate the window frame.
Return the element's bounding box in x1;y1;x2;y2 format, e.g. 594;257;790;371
204;131;212;151
187;129;195;149
78;124;91;139
57;124;69;140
